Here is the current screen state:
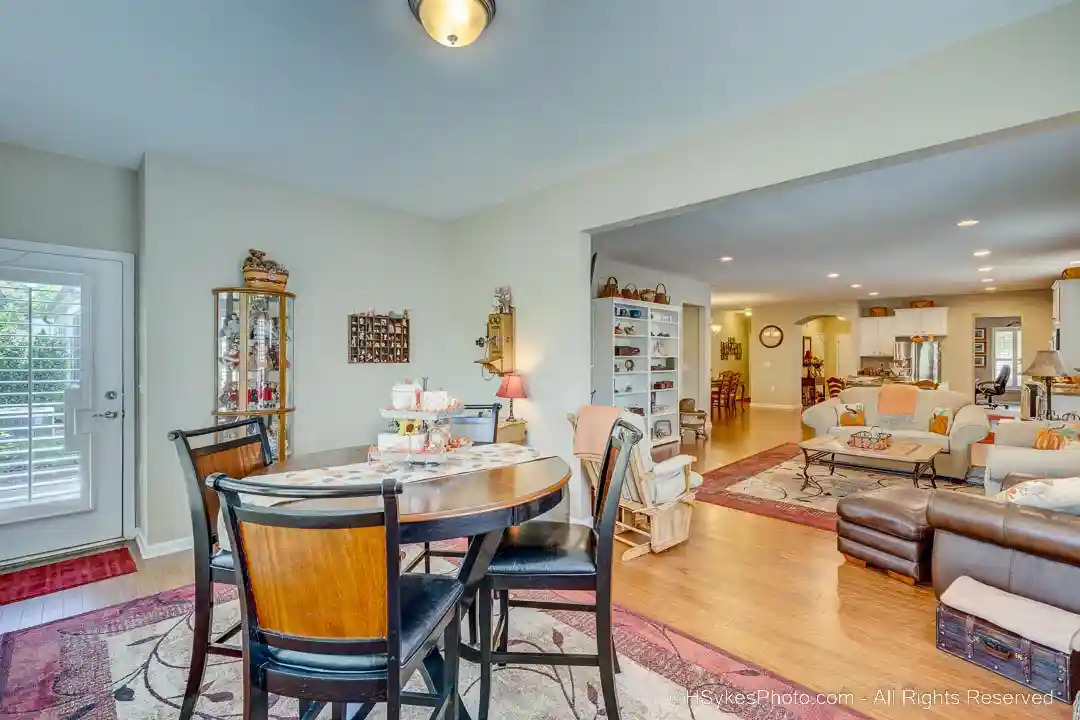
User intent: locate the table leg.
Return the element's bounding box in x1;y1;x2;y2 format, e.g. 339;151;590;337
800;449;813;491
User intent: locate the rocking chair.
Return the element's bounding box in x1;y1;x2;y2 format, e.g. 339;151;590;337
568;411;700;561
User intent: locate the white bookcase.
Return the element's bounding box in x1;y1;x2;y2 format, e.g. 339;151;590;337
591;298;681;446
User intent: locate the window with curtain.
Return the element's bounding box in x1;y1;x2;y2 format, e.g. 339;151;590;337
993;327;1022;389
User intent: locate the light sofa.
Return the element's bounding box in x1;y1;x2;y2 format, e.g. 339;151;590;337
983;419;1080;495
801;387;989;480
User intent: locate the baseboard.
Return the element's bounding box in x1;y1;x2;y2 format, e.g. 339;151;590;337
751;402;802;410
135;528;193;560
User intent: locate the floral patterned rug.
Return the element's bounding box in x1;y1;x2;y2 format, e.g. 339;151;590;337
698;444;973;532
0;582;866;719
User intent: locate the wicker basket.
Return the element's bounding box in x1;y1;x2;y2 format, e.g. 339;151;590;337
909;299;935;308
621;284;640;300
639;288;657;302
869;306;889;317
1062;267;1080;280
847;426;892;451
599;276;620;298
242;249;289;291
654;283;670;304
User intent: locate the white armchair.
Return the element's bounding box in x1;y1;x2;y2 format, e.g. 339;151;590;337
568;411;701;560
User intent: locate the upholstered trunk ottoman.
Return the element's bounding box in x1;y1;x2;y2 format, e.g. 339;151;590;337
837;486;934;584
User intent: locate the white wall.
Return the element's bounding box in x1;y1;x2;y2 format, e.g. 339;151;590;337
448;3;1080;521
138;154;455;546
0;142;137;254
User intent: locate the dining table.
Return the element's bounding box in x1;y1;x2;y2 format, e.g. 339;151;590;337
239;445;573;719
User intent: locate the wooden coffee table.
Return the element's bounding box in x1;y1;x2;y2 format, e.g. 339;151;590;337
797;435;942;492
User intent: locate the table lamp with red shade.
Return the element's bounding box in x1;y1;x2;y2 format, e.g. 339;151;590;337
495;373;527;421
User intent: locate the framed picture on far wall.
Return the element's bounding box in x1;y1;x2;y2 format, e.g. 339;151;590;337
974;327;986;341
974;355;987;368
973;341;986;355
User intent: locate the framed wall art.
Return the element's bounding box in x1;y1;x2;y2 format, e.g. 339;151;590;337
974;355;987;368
973;341;986;356
973;327;986;341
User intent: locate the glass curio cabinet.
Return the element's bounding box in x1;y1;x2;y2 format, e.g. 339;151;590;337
213;287;295;460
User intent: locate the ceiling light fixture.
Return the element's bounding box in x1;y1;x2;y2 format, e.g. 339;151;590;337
827;273;840;278
977;267;994;272
719;256;733;262
850;284;862;289
985;287;997;292
981;278;995;283
973;250;991;257
409;0;495;48
868;292;880;296
957;219;980;227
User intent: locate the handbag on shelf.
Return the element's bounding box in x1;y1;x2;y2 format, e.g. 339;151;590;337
653;283;670;304
599;276;620;298
620;283;640;300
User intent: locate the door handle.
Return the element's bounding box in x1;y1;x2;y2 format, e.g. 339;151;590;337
92;410;119;419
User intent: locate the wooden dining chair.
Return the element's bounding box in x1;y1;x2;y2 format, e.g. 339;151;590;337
210;474;463;720
475;418;643;720
168;417;273;720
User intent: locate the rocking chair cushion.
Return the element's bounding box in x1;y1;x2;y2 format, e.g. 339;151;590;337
653;455;694;476
650;470;703;505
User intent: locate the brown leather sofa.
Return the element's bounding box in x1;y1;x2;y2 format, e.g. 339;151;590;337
927;490;1080;615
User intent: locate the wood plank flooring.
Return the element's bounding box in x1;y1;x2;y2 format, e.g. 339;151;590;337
0;405;1071;718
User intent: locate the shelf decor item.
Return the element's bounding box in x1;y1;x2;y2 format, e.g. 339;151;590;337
241;248;289;291
910;299;935;308
620;283;640;300
213;286;295;461
653;283;670;304
599;276;620;298
349;311;410;364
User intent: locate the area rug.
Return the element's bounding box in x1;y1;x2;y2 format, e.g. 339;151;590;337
0;547;136;606
697;444;971;533
0;584;866;720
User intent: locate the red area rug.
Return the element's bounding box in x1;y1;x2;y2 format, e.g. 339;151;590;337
697;443;840;532
0;583;866;719
0;547;137;606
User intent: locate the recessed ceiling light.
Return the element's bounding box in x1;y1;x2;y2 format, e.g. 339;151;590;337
868;292;880;296
719;256;733;262
977;267;994;272
981;278;995;283
957;219;980;227
985;287;997;292
973;250;991;257
850;284;862;289
827;273;840;278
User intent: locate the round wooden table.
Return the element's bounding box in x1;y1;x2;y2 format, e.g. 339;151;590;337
247;446;571;719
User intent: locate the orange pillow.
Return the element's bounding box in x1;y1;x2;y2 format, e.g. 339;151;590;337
839;403;866;427
1034;428;1067;451
929;408;950;436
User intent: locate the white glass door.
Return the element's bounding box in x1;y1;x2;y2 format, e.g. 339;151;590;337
0;248;127;564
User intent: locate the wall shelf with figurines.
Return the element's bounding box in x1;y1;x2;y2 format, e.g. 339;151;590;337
349;311;410;364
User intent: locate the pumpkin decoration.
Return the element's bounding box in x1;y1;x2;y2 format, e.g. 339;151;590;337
1034;427;1067;451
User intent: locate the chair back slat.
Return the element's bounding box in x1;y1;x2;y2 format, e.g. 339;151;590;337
449;403;503;444
169;418;273;546
594;419;643;568
238;522;388;639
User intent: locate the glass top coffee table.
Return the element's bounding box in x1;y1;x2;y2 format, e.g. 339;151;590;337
797;435;942;493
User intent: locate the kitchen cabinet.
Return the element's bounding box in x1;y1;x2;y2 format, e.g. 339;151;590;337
893;307;948;337
857;316;896;357
1053;280;1080;371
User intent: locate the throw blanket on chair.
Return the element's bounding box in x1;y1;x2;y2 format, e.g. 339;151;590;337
878;383;920;426
572;405;621;463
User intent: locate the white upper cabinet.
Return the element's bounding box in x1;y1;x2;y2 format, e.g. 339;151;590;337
891;307;948;337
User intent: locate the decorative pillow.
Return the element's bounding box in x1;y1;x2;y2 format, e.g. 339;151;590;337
1034;427;1068;451
839;403;865;427
996;477;1080;516
929;407;951;436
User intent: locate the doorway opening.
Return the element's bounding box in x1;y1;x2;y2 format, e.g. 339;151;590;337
973;315;1021;414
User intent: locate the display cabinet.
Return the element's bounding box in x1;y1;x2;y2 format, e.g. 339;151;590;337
213;287;295;460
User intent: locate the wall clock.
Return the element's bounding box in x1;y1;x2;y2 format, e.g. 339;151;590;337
759;325;784;348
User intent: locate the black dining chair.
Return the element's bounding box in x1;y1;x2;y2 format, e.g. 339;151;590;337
209;473;463;720
407;402;502;574
169;417;274;720
475;418;642;720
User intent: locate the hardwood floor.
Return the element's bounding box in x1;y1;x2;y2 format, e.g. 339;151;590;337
0;405;1071;718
